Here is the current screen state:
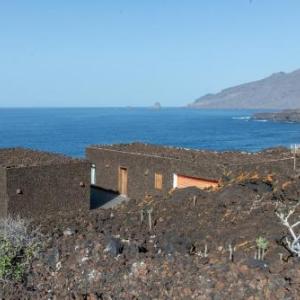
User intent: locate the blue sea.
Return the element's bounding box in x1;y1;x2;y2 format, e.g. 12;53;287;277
0;108;300;157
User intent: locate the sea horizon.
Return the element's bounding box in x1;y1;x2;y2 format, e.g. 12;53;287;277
0;107;298;157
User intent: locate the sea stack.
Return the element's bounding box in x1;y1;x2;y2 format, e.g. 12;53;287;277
153;102;161;110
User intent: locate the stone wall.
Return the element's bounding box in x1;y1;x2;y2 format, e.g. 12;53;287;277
5;161;90;218
0;168;7;218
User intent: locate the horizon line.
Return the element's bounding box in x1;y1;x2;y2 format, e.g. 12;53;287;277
0;105;185;109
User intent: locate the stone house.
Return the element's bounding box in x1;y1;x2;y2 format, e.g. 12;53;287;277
86;143;222;200
0;148;90;218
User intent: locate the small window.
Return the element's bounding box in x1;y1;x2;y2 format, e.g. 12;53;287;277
91;164;96;185
155;173;163;190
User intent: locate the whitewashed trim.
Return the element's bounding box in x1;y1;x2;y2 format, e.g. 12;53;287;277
173;173;178;189
91;164;96;185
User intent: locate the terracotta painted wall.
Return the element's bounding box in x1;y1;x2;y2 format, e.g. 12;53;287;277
176;174;219;189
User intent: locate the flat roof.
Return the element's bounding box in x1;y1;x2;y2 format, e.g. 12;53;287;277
0;148;83;168
88;142;292;168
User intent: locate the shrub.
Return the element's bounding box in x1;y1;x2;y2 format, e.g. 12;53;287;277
0;216;42;281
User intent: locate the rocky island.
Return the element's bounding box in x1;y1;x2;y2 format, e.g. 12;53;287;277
253;109;300;123
152;102;161;110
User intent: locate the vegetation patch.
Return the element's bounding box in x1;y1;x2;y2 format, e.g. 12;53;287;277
0;216;42;282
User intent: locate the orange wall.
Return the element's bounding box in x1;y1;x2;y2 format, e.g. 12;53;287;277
176;174;219;189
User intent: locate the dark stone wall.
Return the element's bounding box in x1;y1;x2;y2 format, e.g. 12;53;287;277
86;147;220;200
5;162;90;218
0;168;8;218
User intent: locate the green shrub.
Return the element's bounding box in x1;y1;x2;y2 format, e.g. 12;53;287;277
0;216;42;281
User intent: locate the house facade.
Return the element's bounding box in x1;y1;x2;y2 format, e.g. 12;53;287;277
0;148;90;218
86;143;222;199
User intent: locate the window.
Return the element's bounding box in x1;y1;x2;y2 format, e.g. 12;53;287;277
155;173;163;190
91;164;96;185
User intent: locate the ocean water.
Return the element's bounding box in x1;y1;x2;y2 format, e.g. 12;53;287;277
0;108;300;157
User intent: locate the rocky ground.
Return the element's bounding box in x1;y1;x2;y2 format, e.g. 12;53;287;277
2;153;300;299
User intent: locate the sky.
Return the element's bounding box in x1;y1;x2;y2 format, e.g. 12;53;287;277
1;0;300;107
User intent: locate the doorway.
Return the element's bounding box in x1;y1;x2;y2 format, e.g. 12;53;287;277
118;167;128;196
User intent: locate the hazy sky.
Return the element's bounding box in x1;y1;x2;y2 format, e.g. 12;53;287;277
1;0;300;107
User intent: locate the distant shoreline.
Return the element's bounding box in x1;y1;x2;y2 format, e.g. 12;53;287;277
252;109;300;123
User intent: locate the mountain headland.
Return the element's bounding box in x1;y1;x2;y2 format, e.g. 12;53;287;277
190;69;300;109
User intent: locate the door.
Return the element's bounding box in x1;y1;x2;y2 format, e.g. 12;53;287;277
154;173;163;190
119;167;128;196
